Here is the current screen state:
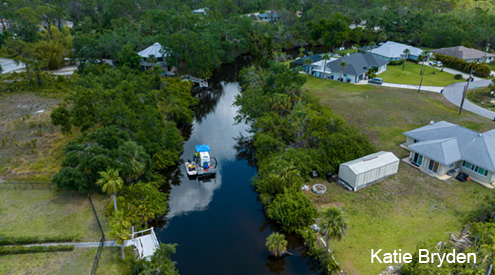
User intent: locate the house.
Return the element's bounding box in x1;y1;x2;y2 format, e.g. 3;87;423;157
257;11;280;22
289;55;321;70
308;58;338;78
193;8;208;15
137;42;174;75
370;41;424;61
324;53;388;83
338;151;399;191
430;46;495;63
295;11;302;17
403;121;495;186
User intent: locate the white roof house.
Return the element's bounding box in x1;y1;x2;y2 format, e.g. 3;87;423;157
137;42;168;58
370;41;424;61
338;151;399;191
309;58;338;73
193;8;208;15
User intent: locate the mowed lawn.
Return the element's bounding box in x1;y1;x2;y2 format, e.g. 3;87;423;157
379;61;464;86
303;78;494;274
0;189;112;241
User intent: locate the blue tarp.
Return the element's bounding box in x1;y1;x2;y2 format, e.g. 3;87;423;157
195;144;211;152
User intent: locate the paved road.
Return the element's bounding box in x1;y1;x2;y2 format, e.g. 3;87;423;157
0;58;24;73
381;82;443;93
443;80;495;120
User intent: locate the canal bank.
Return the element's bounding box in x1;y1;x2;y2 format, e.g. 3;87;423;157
153;58;320;275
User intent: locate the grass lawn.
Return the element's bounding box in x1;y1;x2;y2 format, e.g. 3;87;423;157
468;86;495;110
379;61;464;86
303;80;494;274
0;189;112;241
0;246;132;274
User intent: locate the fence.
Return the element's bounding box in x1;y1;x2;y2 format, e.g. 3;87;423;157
0;181;55;190
89;195;105;275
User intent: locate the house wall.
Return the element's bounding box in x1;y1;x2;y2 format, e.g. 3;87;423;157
460;167;494;184
354;161;399;189
405;137;415;145
408;151;451;176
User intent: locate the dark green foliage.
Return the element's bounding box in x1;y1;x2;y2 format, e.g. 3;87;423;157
454;74;463;80
50;106;72;134
267;187;317;232
0;245;74;255
388;59;405;66
434;54;491;78
118;43;141;70
131;243;179;275
52;126;153;192
0;235;76;246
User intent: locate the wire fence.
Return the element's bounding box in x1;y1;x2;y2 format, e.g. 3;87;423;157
0;181;55;190
89;195;105;275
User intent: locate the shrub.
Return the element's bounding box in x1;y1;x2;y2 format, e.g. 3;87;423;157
454;74;463;80
388;59;404;66
434;53;491;77
0;245;74;255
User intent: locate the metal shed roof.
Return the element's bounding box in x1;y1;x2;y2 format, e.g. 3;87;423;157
138;42;169;58
195;144;211;152
340;151;399;175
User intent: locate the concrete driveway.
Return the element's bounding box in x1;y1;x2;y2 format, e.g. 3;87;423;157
0;58;24;73
443;80;495;120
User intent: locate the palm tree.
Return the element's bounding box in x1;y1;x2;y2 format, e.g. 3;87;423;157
148;54;157;69
266;232;287;257
298;47;305;58
418;50;430;76
368;42;376;55
110;210;131;260
353;44;360;53
338;61;347;84
321;53;330;83
402;48;410;71
303;58;312;76
96;168;124;213
318;207;349;255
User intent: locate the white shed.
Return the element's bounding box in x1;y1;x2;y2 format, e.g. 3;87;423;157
338;151;399;191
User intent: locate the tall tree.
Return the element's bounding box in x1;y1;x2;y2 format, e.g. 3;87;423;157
118;43;141;70
303;58;312;76
96;168;124;212
402;48;410;71
318;207;348;254
338;61;347;84
2;38;36;81
266;232;287;257
110;210;131;260
321;53;330;83
368;42;376;55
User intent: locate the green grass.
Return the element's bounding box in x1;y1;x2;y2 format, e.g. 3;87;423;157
303;80;494;274
0;246;132;275
0;189;112;241
379;61;465;86
468;86;495;110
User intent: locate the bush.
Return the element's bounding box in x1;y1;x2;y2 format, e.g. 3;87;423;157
0;245;74;255
388;59;404;66
434;53;491;77
0;235;76;246
454;74;463;80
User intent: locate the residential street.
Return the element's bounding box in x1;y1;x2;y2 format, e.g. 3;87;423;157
443;80;495;120
0;58;24;73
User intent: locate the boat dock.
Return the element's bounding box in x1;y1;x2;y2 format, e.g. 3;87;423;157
182;75;209;87
131;227;160;259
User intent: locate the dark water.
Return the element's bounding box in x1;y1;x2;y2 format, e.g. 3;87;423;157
153;58;319;275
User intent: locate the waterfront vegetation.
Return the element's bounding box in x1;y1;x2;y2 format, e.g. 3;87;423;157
379;61;465;86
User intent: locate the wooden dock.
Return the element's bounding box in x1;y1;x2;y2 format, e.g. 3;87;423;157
131;227;160;259
182;75;209;87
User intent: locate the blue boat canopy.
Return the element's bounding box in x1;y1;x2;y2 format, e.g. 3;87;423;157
195;144;211;152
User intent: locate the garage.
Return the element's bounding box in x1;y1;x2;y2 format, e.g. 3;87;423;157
338;151;399;191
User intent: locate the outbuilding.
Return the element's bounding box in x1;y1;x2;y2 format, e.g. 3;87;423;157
338;151;399;191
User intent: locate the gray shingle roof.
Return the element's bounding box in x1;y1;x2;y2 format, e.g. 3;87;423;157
407;138;461;165
290;55;322;66
431;46;495;60
326;53;388;76
404;121;495;172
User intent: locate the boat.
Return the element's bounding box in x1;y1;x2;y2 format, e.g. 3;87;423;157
184;159;197;176
194;144;217;178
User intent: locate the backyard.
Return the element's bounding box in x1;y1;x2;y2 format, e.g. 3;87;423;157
303;78;494;274
379;61;465;86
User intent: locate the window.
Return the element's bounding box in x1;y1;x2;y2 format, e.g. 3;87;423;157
413;139;420;143
449;163;454;168
428;159;439;173
462;161;489;177
412;152;423;166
